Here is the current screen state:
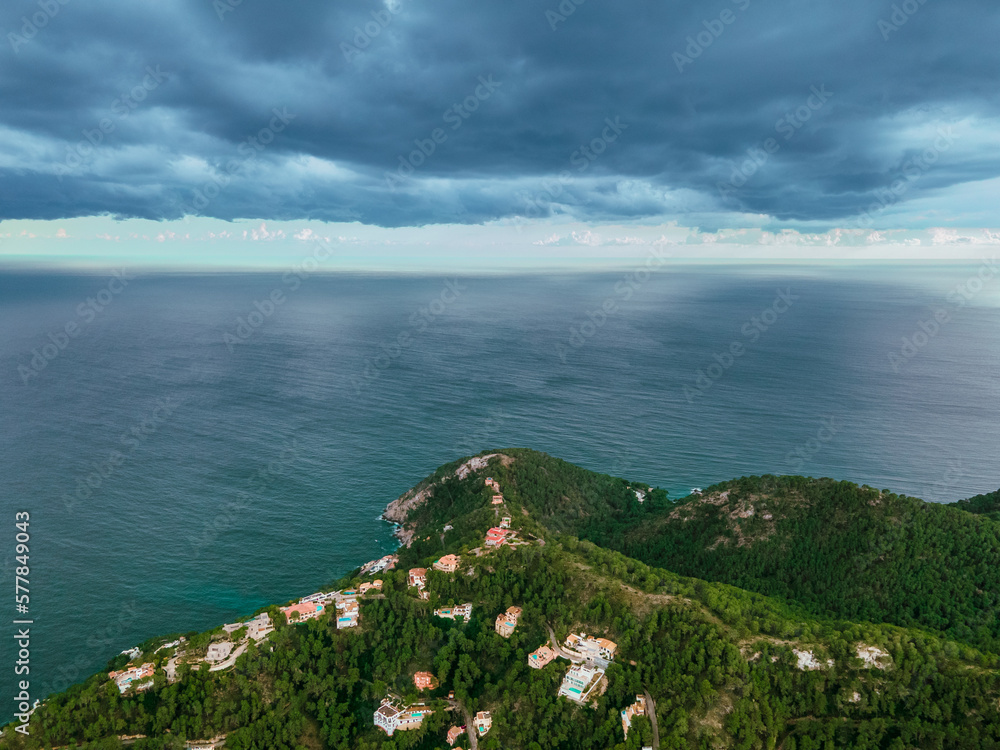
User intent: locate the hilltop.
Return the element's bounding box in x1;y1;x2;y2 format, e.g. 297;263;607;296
5;450;1000;750
949;487;1000;522
572;473;1000;653
388;450;1000;652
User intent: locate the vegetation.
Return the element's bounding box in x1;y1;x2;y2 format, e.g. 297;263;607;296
4;451;1000;750
576;474;1000;653
949;487;1000;521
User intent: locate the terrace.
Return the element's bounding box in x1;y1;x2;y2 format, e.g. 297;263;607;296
495;606;522;637
434;554;461;573
558;664;605;704
528;645;557;669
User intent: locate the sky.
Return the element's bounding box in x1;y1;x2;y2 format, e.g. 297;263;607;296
1;0;998;268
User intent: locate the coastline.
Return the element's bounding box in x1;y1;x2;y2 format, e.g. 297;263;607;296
380;453;512;548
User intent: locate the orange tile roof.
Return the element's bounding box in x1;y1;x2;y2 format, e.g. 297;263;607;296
281;601;323;620
413;671;437;689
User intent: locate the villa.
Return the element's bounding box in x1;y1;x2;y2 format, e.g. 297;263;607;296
336;600;359;629
495;606;522;638
565;633;618;662
621;694;647;739
363;554;398;574
500;516;511;529
109;663;155;693
205;642;233;662
433;554;461;573
300;590;336;605
332;589;358;606
413;671;438;690
491;494;504;505
528;645;556;669
558;664;605;704
408;568;428;589
246;612;273;641
474;711;492;736
485;527;508;547
374;697;432;736
486;477;499;490
435;603;473;620
446;725;465;746
281;601;324;622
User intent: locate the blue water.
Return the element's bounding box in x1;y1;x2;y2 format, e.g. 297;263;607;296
1;265;999;715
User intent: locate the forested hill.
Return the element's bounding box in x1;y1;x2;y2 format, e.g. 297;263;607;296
949;487;1000;521
574;472;1000;653
7;450;1000;750
397;451;1000;651
386;447;668;548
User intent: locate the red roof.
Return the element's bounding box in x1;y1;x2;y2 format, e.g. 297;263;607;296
485;527;508;545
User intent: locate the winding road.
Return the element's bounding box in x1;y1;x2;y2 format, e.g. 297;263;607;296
546;625;583;663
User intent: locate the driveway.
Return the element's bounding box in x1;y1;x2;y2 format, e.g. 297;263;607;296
446;699;478;750
643;689;659;749
545;625;609;669
208;642;247;672
546;625;583;663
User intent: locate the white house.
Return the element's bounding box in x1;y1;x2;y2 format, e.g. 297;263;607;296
374;698;432;736
558;664;604;703
206;642;233;662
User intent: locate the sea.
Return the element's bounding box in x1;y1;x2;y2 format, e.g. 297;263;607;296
1;264;998;717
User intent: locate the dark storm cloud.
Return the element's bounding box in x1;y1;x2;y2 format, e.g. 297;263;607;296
1;0;997;227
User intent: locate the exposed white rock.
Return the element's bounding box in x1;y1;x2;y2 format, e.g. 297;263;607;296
856;645;890;668
455;454;502;480
794;649;833;671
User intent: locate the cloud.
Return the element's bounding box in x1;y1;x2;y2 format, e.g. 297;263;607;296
0;0;998;229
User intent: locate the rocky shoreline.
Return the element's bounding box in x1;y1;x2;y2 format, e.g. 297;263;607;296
381;453;513;547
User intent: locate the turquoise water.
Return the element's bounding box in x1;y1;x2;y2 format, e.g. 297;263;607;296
1;265;998;717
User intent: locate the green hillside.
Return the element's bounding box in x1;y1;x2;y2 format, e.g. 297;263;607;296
575;473;1000;653
5;450;1000;750
949;488;1000;522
